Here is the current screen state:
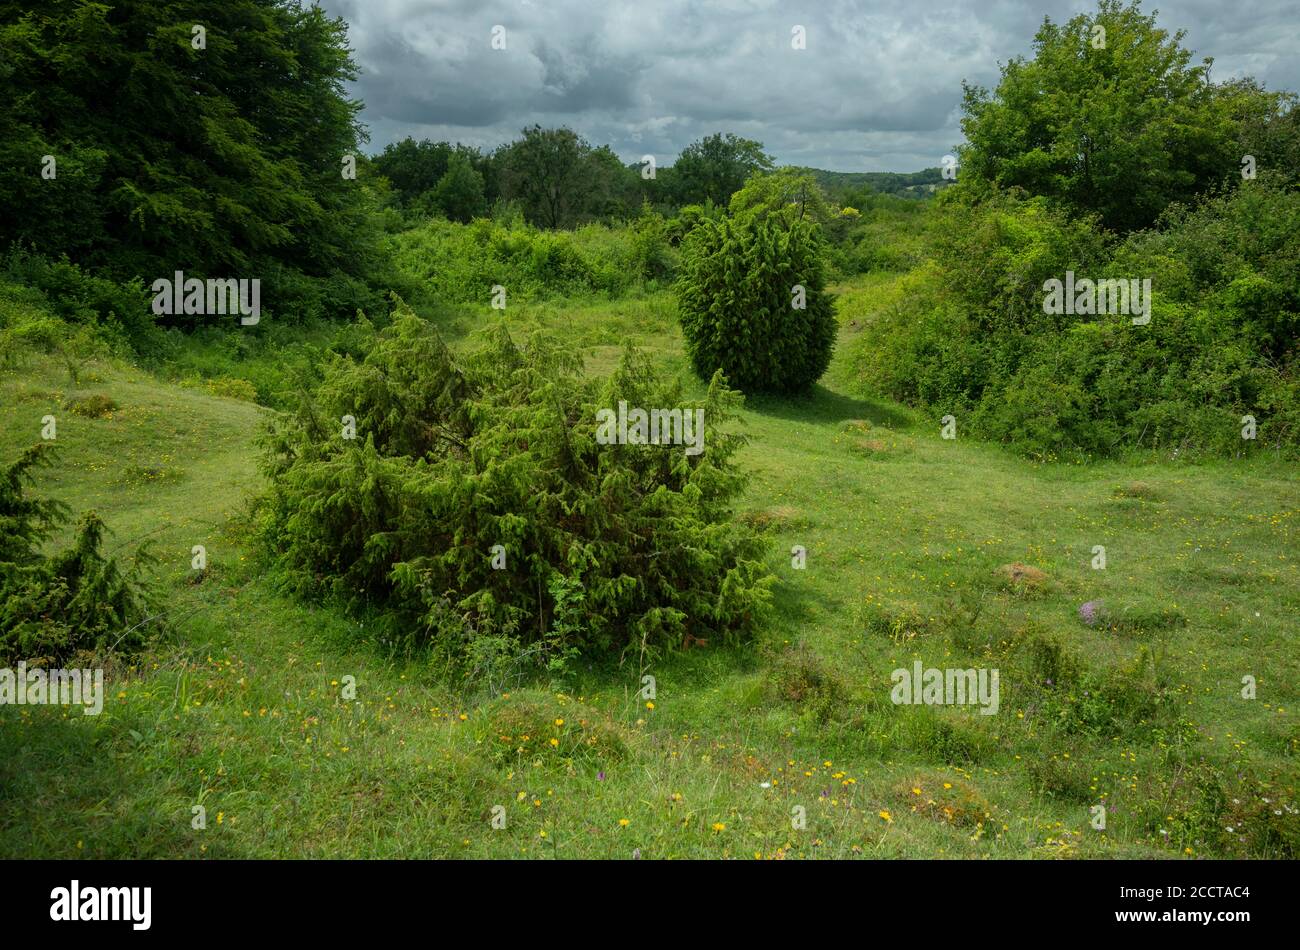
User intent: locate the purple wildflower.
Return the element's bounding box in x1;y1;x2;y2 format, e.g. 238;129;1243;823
1079;600;1105;626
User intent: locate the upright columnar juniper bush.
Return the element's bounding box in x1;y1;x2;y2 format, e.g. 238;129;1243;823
675;212;836;394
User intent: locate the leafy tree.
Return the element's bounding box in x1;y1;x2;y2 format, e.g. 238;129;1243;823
958;0;1243;231
498;126;620;228
675;214;836;393
1216;78;1300;187
586;146;644;221
374;139;494;216
372;138;454;205
729;168;834;227
671;133;774;206
431;151;487;222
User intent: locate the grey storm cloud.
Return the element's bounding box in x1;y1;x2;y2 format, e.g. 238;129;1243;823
319;0;1300;172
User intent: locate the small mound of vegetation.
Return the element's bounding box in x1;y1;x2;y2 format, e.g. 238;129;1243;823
65;393;118;417
766;641;851;722
483;692;629;769
895;774;994;828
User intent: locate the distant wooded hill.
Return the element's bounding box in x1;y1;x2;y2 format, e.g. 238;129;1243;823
798;167;950;199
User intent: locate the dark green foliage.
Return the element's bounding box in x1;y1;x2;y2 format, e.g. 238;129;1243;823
675;214;836;393
371;139;456;205
669;133;774;207
665;201;724;246
0;446;66;567
0;446;158;663
0;0;386;323
497;126;639;229
374;139;492;223
259;305;774;663
1221;79;1300;189
430;152;487;223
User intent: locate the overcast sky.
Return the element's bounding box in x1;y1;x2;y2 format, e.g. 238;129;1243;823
318;0;1300;172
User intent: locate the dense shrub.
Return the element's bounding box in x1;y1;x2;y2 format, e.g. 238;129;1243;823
2;250;162;356
259;305;774;664
390;218;644;304
675;214;836;393
626;204;676;283
0;446;158;663
855;183;1300;459
665;201;723;246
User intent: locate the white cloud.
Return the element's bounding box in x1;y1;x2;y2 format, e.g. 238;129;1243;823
321;0;1300;171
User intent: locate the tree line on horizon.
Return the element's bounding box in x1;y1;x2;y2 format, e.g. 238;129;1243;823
368;129;952;229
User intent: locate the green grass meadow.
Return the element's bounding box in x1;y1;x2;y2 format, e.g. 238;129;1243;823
2;272;1296;859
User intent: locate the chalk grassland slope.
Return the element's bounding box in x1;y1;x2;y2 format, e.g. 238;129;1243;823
0;277;1296;858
